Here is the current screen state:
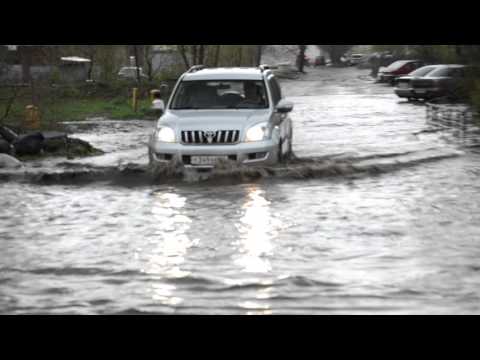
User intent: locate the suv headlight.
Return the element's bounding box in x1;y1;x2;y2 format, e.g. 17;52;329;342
245;122;269;142
156;126;176;143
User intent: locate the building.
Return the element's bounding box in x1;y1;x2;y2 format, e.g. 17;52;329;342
1;45;61;83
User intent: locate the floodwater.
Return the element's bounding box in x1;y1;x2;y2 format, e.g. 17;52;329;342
2;67;480;315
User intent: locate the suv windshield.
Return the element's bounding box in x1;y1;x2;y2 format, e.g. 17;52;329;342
171;80;269;110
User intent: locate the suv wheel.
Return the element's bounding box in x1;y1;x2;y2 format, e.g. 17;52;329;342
286;140;293;160
277;141;284;164
278;138;292;163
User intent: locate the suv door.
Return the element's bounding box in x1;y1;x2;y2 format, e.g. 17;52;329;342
267;75;292;156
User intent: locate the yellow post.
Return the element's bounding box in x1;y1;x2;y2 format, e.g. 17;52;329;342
132;88;139;113
25;105;40;129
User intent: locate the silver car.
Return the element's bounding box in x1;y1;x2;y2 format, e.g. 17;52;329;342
394;65;443;100
409;65;468;101
148;66;294;170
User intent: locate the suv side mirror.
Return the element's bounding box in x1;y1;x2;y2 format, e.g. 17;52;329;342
276;100;294;114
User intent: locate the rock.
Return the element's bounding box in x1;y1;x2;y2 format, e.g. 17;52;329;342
65;137;103;159
0;139;12;154
0;154;23;169
13;132;45;156
42;132;68;153
0;125;19;143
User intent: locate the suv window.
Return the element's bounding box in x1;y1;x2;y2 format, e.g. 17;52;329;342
171;80;269;110
268;76;282;105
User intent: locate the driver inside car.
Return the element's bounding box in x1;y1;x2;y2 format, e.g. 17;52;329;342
240;82;266;107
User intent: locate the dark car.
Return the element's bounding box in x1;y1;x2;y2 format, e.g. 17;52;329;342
409;65;468;101
314;56;326;67
346;54;365;66
378;60;425;85
394;65;443;100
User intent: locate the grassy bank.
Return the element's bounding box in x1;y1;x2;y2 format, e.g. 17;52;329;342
0;82;168;132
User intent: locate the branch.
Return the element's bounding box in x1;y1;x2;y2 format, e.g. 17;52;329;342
177;45;190;70
0;86;19;124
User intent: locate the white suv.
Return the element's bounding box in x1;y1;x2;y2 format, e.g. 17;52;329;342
148;66;294;169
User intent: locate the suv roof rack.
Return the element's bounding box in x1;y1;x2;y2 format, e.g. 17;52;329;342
188;65;207;73
259;64;272;72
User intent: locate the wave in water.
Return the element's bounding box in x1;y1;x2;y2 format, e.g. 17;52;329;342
0;148;462;186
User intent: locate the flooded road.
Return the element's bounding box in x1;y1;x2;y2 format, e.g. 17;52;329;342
2;67;480;314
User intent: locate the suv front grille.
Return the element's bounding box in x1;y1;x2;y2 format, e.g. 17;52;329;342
181;130;240;145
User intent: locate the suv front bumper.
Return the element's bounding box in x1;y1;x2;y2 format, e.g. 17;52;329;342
148;139;279;169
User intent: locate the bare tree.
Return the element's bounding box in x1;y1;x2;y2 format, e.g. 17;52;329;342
176;45;258;70
214;45;221;67
85;46;96;81
0;85;19;124
176;45;210;69
177;45;191;69
198;45;206;65
19;46;33;84
133;45;141;84
191;45;198;65
297;45;307;72
255;45;264;66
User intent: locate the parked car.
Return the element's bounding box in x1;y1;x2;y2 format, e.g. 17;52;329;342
394;65;443;100
378;60;425;85
118;67;148;81
314;56;326;67
148;66;294;170
409;65;469;101
346;54;365;66
272;63;300;79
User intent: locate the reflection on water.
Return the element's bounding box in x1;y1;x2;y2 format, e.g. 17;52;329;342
149;191;192;275
145;191;192;306
235;186;276;274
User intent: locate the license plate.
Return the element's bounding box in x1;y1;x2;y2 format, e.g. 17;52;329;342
415;90;427;94
399;83;410;89
191;156;228;166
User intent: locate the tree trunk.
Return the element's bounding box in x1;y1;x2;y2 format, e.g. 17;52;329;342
144;45;153;81
178;45;190;69
237;47;243;66
134;45;141;85
214;46;221;67
87;46;95;80
455;45;464;62
192;45;198;65
256;45;263;66
0;85;19;124
198;45;205;65
19;46;32;84
297;45;307;73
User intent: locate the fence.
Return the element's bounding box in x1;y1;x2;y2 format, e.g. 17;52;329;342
425;100;480;149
